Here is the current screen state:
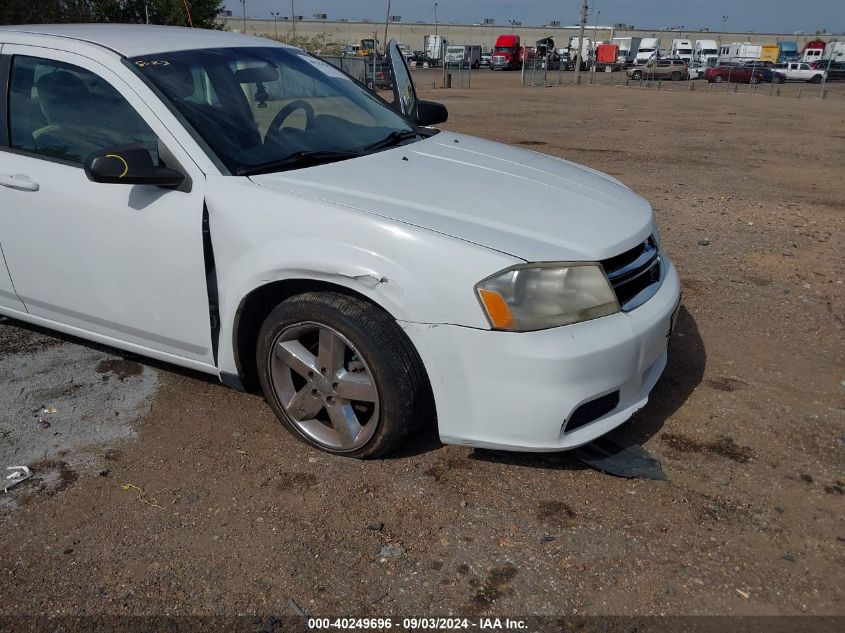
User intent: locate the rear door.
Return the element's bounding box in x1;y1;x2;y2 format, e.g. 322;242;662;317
0;44;216;367
0;47;28;313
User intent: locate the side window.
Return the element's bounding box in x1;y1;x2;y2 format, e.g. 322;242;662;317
8;55;159;165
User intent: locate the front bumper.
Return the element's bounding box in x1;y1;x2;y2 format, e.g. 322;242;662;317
401;259;682;451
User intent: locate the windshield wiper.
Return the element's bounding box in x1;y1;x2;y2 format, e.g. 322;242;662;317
363;130;424;152
236;150;362;176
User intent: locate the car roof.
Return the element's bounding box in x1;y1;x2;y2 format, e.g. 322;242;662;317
0;23;290;57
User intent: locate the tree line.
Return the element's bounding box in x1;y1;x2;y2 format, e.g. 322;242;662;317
1;0;224;29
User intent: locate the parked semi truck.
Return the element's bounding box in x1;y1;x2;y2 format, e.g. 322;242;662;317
634;38;660;64
423;34;448;66
670;39;693;62
759;44;780;64
612;37;641;66
693;39;719;65
567;36;593;69
490;34;523;70
778;41;799;62
595;43;622;70
534;36;562;70
823;40;845;62
800;39;826;63
719;42;761;63
445;44;482;68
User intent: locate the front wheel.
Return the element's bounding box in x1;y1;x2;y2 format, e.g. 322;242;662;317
810;74;822;83
257;292;432;458
670;71;682;81
750;76;759;84
713;75;724;83
631;70;642;80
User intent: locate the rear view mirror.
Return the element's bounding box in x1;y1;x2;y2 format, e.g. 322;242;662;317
84;144;184;188
234;65;279;84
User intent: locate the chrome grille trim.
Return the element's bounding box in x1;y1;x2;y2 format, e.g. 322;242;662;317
601;236;663;312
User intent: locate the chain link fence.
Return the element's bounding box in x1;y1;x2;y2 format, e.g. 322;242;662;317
320;56;371;86
521;66;839;99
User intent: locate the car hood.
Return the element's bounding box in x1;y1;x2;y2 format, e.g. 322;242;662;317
249;132;654;262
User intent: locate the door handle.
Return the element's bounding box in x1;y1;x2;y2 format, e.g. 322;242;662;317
0;174;40;192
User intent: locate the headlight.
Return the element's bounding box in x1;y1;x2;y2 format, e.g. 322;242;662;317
475;263;619;331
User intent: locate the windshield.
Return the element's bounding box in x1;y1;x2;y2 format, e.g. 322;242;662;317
494;47;513;53
131;46;416;174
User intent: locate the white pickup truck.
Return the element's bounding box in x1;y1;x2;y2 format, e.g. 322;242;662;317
773;62;826;83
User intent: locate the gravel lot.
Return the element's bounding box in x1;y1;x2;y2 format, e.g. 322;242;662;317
1;71;843;625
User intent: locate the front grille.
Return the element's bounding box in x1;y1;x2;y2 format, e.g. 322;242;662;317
601;236;662;311
565;391;620;433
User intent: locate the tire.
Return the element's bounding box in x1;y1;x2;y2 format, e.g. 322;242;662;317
670;71;682;81
713;75;723;83
631;70;642;80
750;76;759;84
810;74;822;83
256;292;432;458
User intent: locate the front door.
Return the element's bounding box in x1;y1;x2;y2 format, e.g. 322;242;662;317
0;43;27;313
0;45;215;366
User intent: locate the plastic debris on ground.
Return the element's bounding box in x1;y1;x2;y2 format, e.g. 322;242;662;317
572;429;668;480
4;466;32;492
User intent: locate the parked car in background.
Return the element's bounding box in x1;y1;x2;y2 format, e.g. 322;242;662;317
808;60;845;80
738;65;785;83
626;58;688;80
366;62;393;90
0;25;681;458
773;62;826;83
480;52;491;67
687;62;708;79
704;65;765;83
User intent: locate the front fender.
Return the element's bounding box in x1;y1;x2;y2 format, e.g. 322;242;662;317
204;176;519;375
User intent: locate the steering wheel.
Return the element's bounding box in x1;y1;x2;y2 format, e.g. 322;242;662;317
266;99;315;141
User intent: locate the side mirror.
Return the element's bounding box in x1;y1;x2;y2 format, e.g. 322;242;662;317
415;100;448;126
84;144;184;188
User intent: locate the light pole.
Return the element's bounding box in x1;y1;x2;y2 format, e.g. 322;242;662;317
434;2;438;38
240;0;246;33
271;11;280;39
720;15;728;47
591;9;600;71
291;0;296;42
574;0;588;84
384;0;391;55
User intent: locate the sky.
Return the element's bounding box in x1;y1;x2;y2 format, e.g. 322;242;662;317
226;1;844;35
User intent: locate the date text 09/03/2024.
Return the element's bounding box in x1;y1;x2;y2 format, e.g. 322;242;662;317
308;617;529;630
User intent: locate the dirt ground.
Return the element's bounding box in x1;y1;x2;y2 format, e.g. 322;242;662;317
1;70;843;627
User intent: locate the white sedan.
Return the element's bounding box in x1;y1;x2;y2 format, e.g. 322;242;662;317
0;25;681;457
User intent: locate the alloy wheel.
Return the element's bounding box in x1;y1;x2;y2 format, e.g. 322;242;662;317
268;321;380;451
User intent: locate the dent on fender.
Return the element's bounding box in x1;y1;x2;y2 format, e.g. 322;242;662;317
344;273;389;288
